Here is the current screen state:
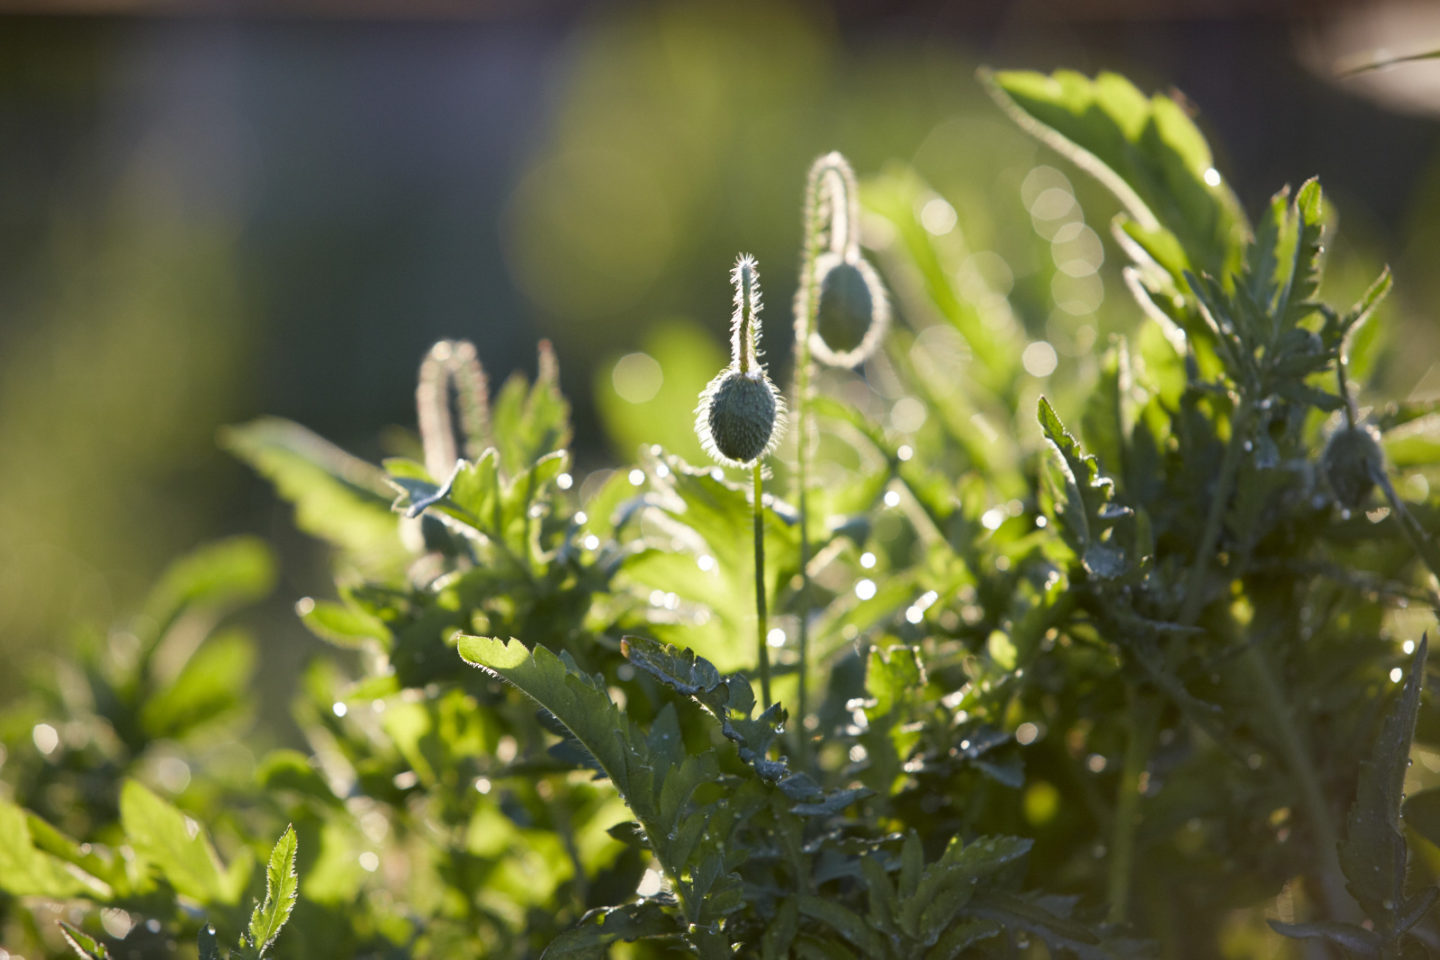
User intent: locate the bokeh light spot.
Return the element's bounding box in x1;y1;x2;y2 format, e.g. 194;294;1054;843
612;352;664;404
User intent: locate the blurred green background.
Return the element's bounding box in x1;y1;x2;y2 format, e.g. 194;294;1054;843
2;0;1440;702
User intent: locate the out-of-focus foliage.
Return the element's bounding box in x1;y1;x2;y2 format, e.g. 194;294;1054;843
4;64;1440;960
0;179;254;701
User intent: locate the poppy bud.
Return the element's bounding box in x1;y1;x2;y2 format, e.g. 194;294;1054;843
811;252;890;368
696;255;786;467
1322;422;1383;509
699;370;780;465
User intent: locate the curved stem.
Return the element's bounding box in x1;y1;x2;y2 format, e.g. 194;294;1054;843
753;462;771;708
1336;357;1357;429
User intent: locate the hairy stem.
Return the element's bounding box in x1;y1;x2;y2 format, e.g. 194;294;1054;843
792;155;853;754
753;462;771;708
735;256;758;376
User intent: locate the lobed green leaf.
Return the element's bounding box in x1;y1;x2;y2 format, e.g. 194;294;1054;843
240;824;299;959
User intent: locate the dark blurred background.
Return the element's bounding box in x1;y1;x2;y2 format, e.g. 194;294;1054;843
3;0;1440;698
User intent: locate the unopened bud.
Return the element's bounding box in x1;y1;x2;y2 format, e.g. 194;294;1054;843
696;254;786;466
1322;422;1383;508
698;369;781;466
811;252;890;368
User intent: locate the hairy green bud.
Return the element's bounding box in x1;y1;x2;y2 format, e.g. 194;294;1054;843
1322;422;1383;509
811;252;890;367
699;370;780;465
696;254;786;466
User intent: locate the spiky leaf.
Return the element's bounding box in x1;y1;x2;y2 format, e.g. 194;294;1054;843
1340;635;1428;930
1038;397;1134;579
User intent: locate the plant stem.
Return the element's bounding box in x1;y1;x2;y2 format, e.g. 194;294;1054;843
792;196;821;744
792;155;851;752
753;461;772;708
1178;396;1252;628
1242;642;1350;920
1108;690;1159;923
1110;396;1253;923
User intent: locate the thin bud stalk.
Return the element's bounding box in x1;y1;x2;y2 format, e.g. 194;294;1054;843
753;462;771;708
792;153;860;748
695;255;784;708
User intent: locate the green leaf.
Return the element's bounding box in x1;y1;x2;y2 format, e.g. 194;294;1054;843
0;801;110;899
59;922;110;959
540;900;681;958
256;749;342;807
1329;266;1392;355
240;825;298;959
489;340;573;481
1397;887;1439;936
457;637;631;787
983;68;1247;283
968;891;1104;956
923;919;1002;960
457;635;720;923
297;598;390;650
140;537;276;643
1037;397;1134;579
621;452;799;672
221;417;401;562
761;897;801;960
621;635;790;783
1340;634;1428;928
902;835;1033;944
863;165;1025;401
139;631;255;740
798;895;888;957
1081;339;1129;488
1268;919;1382;956
1238;178;1327;358
1278;178;1326;327
859;647;928;801
119;780;249;906
388;446;568;564
23;814;127;895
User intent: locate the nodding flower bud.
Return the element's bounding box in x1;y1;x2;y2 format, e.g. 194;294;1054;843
1322;421;1384;509
696;255;786;467
417;339;491;479
811;251;891;368
795;152;891;369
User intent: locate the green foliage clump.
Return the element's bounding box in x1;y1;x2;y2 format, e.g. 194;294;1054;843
4;67;1440;960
